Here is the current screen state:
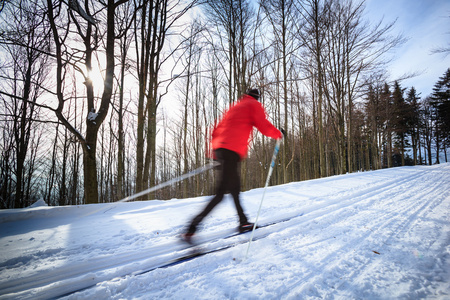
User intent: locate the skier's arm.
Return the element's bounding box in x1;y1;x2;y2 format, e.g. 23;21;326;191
252;102;283;140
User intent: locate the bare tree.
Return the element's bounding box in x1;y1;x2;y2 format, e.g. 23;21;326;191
134;0;197;199
113;0;135;200
303;0;403;174
203;0;256;103
297;0;329;178
0;0;50;207
46;0;129;204
260;0;302;183
431;14;450;56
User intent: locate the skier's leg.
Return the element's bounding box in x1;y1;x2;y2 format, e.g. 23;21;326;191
186;149;227;234
187;192;224;234
231;190;248;224
223;150;248;225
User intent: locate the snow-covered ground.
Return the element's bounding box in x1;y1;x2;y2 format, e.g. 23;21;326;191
1;163;449;299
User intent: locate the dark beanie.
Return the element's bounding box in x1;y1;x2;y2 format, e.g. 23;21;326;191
247;88;260;100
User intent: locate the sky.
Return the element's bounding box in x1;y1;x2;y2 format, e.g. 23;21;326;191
365;0;450;97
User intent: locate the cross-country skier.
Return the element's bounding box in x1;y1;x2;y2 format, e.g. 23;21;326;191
181;88;284;244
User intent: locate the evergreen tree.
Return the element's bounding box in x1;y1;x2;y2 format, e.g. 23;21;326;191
431;68;450;145
365;84;382;169
391;81;408;166
406;87;421;165
421;97;435;165
380;83;393;168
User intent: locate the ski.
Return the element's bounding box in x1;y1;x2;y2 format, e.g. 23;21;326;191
139;213;303;272
59;213;302;298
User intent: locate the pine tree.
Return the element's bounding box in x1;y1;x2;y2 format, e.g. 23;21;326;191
391;81;408;166
380;83;393;168
431;69;450;147
406;87;421;165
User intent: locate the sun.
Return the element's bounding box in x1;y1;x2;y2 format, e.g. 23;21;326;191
86;65;105;90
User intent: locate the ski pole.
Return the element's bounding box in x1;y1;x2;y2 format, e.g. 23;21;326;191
78;161;220;219
245;138;282;259
117;161;220;203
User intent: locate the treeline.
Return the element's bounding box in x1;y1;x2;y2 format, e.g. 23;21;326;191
0;0;448;208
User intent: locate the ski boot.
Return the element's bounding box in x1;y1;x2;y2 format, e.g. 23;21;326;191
239;222;255;233
180;232;195;245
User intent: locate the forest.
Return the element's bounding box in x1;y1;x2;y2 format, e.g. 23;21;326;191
0;0;449;208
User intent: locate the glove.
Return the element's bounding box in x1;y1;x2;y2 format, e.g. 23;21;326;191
279;128;286;139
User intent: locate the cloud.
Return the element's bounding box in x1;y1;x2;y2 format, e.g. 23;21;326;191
365;0;450;95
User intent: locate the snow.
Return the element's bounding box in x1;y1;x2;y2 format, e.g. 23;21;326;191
1;164;449;299
87;111;97;124
28;199;48;208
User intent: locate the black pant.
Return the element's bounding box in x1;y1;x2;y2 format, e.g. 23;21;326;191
187;148;248;234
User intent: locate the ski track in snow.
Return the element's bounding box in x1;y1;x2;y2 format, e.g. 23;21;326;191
0;164;449;299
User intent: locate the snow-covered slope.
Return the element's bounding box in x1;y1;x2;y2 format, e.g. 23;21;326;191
1;164;449;299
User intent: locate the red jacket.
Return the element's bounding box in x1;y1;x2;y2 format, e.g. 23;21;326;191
211;94;282;159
